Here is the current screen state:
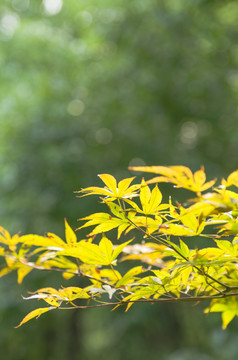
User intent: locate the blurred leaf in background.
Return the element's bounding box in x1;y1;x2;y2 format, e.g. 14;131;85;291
1;0;238;359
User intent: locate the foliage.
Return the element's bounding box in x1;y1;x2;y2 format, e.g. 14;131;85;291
1;166;238;329
2;0;238;358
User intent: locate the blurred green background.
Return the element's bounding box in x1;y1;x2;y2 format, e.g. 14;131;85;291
1;0;238;359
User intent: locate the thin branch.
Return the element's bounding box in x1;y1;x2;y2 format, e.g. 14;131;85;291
57;291;238;310
18;258;111;286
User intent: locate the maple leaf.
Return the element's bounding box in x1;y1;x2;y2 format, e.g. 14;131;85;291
129;165;216;193
76;174;140;201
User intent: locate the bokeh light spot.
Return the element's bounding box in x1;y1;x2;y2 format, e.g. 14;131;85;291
43;0;63;16
180;121;198;148
67;100;85;116
129;158;146;169
95;128;112;145
0;13;19;37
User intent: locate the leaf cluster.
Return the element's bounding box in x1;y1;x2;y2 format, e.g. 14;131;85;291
1;166;238;329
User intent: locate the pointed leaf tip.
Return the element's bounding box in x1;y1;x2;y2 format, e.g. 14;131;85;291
15;307;52;328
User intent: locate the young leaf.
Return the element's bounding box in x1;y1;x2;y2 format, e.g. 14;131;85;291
180;213;199;233
226;170;238;188
15;307;53;328
17;265;32;284
98;174;117;194
78;174;139;201
59;237;131;266
129;165;216;193
140;179;162;215
19;234;66;250
205;297;238;330
99;236;114;264
179;239;190;258
64;219;77;247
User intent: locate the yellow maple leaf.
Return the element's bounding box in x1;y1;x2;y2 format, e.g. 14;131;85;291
15;307;53;328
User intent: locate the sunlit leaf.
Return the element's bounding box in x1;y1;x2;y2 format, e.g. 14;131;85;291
180;213;198;233
64;219;77;246
17;265;32;284
98;173;117;193
226;170;238;188
99;236;114;264
129;165;216;193
15;307;53;328
19;234;66;249
2;165;238;329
